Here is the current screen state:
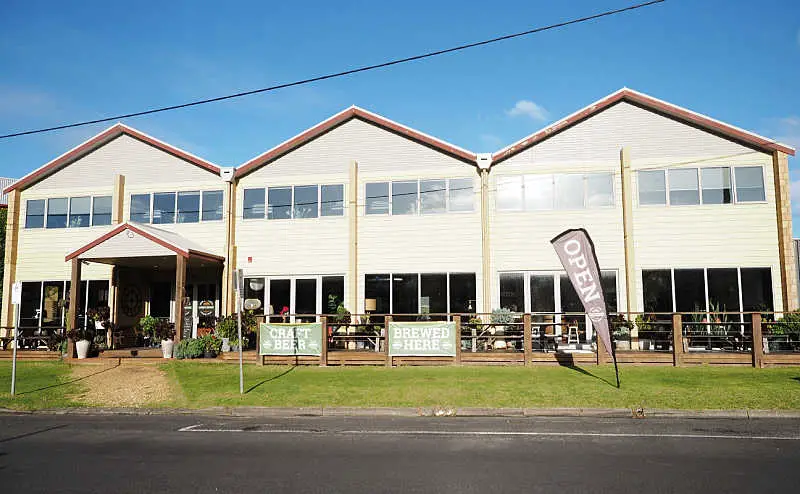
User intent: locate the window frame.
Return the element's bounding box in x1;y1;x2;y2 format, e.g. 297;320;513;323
638;165;768;207
25;199;46;229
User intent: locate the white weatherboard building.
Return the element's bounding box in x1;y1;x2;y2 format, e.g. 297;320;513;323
1;88;796;351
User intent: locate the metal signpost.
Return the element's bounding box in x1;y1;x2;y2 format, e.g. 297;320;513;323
235;269;244;394
10;281;22;396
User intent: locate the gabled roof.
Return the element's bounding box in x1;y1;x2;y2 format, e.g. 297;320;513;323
65;222;225;263
491;88;796;165
235;106;477;178
4;123;220;194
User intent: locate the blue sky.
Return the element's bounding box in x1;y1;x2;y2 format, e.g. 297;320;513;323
1;1;799;227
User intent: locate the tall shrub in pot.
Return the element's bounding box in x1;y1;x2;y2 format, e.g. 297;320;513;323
155;320;176;358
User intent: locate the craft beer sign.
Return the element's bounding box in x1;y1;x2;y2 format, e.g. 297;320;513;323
388;321;457;356
259;323;322;356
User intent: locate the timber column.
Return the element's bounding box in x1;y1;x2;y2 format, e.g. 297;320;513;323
773;151;798;311
108;175;125;333
67;258;82;359
620;147;638;348
478;154;492;313
348;160;359;313
222;174;237;315
174;255;187;343
1;189;21;334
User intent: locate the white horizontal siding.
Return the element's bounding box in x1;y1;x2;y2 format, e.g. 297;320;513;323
16;227;112;281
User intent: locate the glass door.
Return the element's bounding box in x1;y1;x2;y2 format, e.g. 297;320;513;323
294;279;317;323
269;279;291;323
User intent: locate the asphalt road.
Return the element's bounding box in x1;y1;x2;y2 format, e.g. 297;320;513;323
0;413;799;493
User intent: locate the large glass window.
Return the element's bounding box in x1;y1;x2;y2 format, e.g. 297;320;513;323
293;185;318;219
734;166;766;202
295;279;317;321
68;197;91;228
668;168;700;205
497;176;523;211
243;188;265;219
365;274;390;313
449;273;476;313
365;183;390;215
701;167;732;204
152;192;176;224
392;273;418;315
269;279;291;322
524;175;554;210
243;277;265;315
559;274;584;313
674;269;706;312
92;196;112;226
20;282;42;328
448;178;473;212
638;170;666;205
268;187;292;220
499;273;524;312
46;198;68;229
420;274;447;317
40;281;64;327
740;268;773;311
600;271;618;314
530;275;555;312
176;191;200;223
130;194;151;223
586;174;614;207
150;282;172;318
420;180;446;214
555;174;584;210
25;199;45;228
706;268;739;313
201;190;224;221
392;181;418;215
322;276;346;313
321;185;344;217
642;270;673;313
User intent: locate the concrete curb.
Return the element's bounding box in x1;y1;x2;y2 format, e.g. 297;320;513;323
2;406;800;419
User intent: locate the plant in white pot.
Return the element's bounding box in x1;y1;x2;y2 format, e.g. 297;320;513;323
66;324;92;359
155;320;176;358
215;315;237;352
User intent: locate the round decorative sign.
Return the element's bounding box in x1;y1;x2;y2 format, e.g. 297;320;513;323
121;285;143;318
198;300;215;317
244;298;263;311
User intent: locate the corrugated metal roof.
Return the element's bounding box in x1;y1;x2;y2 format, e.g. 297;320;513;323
0;177;15;206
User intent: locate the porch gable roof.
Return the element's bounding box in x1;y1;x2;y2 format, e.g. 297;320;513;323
64;222;225;263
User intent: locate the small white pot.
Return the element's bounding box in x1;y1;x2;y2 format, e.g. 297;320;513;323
616;340;631;351
221;337;231;352
161;339;174;359
76;339;91;359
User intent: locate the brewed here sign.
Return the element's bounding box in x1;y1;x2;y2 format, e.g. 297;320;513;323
388;321;457;356
259;323;322;356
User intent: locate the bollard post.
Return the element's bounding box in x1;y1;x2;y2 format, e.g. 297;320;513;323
672;314;683;367
751;313;764;369
320;316;328;367
523;314;532;366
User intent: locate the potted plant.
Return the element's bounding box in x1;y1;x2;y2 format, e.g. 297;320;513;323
215;315;237;352
155;319;176;358
611;315;632;350
634;314;654;351
138;315;159;346
66;320;93;359
200;333;222;358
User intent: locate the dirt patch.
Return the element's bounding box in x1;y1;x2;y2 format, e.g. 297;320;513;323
69;361;175;407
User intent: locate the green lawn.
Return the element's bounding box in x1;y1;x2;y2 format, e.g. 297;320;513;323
164;363;800;410
0;362;83;410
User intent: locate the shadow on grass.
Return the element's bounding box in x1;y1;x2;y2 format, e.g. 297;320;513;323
0;424;68;444
792;377;800;385
16;362;120;396
245;366;297;394
554;353;617;388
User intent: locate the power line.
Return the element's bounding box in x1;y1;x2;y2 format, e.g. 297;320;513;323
0;0;666;140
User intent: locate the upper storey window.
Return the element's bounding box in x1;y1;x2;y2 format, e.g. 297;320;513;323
496;173;614;212
243;184;344;220
637;166;765;206
25;195;112;229
365;178;474;215
130;190;224;224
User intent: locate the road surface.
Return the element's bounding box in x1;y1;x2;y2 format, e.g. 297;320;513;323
0;413;798;493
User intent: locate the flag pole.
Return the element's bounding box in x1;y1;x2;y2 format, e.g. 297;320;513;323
609;335;620;388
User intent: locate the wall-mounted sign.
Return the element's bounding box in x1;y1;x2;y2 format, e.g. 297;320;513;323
259;323;322;356
244;299;262;311
388;322;456;356
198;300;215;317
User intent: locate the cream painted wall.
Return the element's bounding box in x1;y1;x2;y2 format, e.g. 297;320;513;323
16;134;226;282
235;118;482;312
494;101;781;312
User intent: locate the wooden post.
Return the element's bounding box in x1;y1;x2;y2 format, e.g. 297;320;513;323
174;255;186;344
256;319;264;366
67;258;82;359
320;316;328;367
454;315;462;365
752;313;764;369
384;315;392;367
596;335;607;365
1;190;21;333
523;313;532;366
672;313;683;367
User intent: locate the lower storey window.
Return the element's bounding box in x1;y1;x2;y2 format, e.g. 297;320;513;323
364;273;477;320
243;275;345;323
641;267;773;315
19;280;109;329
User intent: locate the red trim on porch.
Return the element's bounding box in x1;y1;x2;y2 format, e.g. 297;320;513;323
65;223;191;261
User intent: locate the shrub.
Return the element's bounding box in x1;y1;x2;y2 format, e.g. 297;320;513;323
215;316;238;339
138;315;159;339
175;338;204;359
199;334;222;354
490;308;514;325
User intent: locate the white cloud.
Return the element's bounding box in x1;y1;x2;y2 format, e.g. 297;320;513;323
506;100;549;121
